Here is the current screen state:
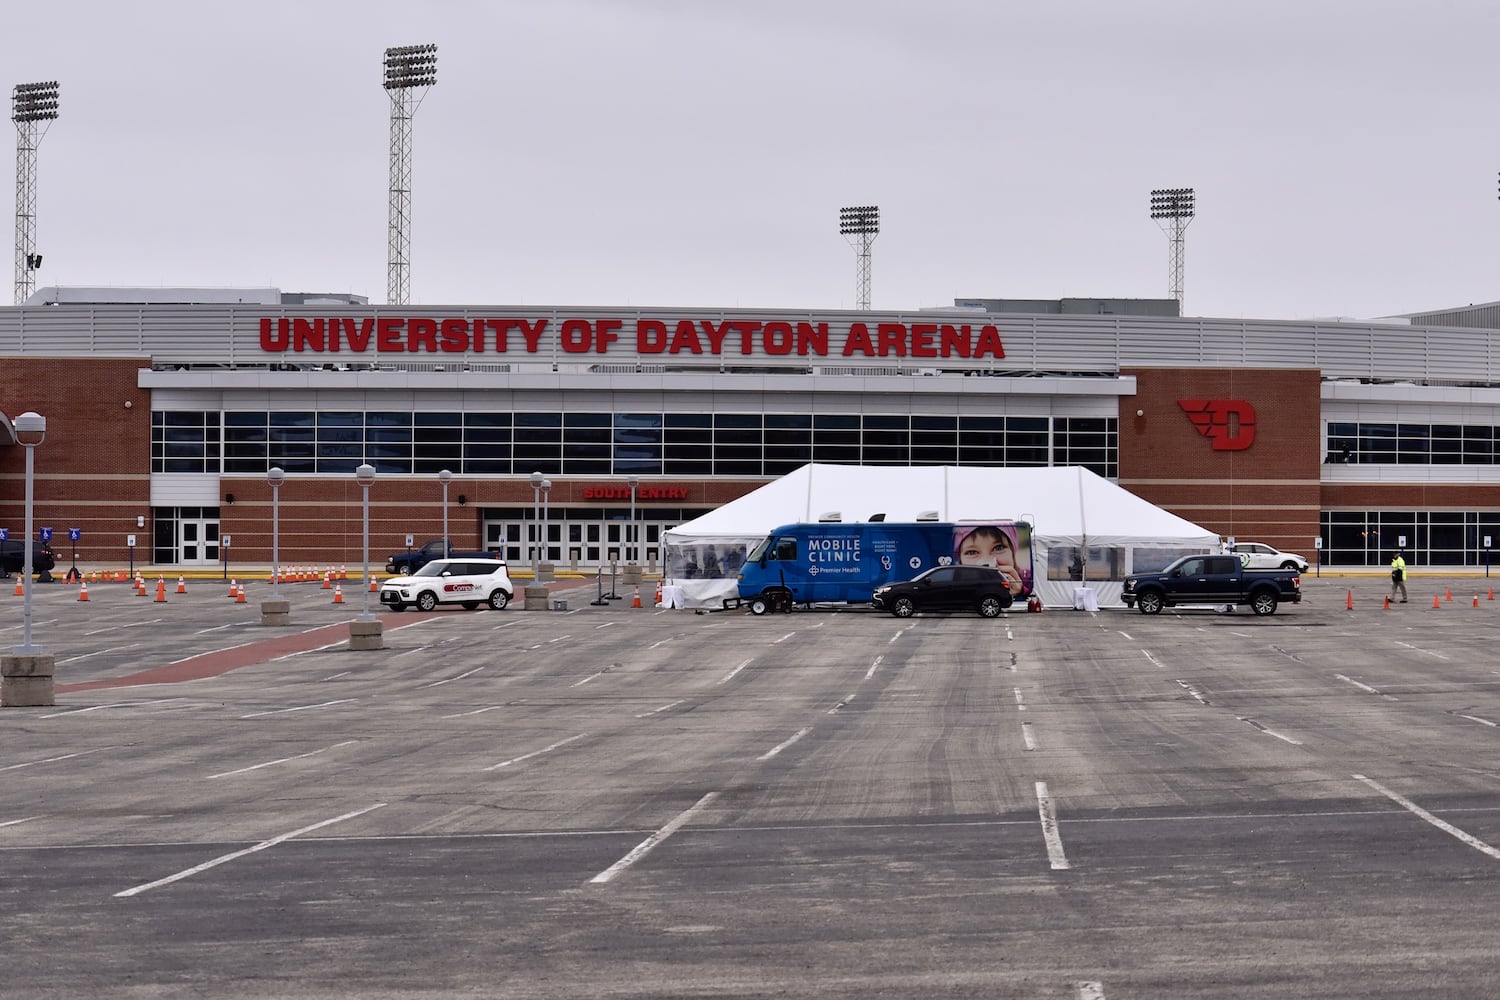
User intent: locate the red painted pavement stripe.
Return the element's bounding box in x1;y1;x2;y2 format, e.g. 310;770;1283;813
55;613;422;693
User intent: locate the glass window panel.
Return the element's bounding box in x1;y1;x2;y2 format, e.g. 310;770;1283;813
465;413;510;428
566;427;611;444
271;411;316;427
225;411;268;427
371;458;413;474
766;414;811;430
565;411;611;428
465;426;511;444
162;412;207;427
812;443;861;462
666;412;712;428
715;413;761;429
319;427;362;445
814;414;859;429
864;415;908;430
365;442;412;460
416;412;463;427
318;411;362;427
367;426;412;443
912;442;958;465
414;428;463;444
913;415;956;431
715;428;762;446
959;415;1006;432
163;427;205;444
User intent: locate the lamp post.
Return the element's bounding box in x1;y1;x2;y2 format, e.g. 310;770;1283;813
627;474;640;566
13;411;45;654
356;464;377;620
438;469;452;557
530;471;543;579
267;467;285;596
541;478;552;571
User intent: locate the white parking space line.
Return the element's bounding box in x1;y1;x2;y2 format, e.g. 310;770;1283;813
1077;982;1107;1000
570;668;609;688
422;666;485;688
773;632;795;644
1142;650;1166;669
635;699;685;718
207;740;360;779
1394;640;1452;661
57;642;142;664
756;727;811;761
827;694;855;715
0;746;124;772
590;791;719;885
114;802;387;898
0;618;59;633
484;733;587;771
1035;780;1071;870
194;622;238;635
1117;630;1133;640
1238;717;1303;745
717;658;753;685
594;622;616;629
1353;774;1500;860
82;618;165;637
1457;714;1498;728
1013;687;1026;710
239;699;356;720
1021;721;1038;751
441;704;511;719
888;629;907;645
864;655;882;680
0;816;40;829
1335;673;1381;694
1173;679;1208;705
39;700;182;719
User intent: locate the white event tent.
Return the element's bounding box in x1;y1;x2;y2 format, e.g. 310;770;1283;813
661;464;1221;610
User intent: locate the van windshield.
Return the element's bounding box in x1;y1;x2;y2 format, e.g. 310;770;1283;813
747;537;772;562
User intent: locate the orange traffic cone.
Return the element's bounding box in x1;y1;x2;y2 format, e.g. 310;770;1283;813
155;578;168;603
136;576;148;596
321;571;332;590
228;578;239;598
1382;595;1390;610
1433;594;1442;608
1446;587;1453;602
332;583;344;604
235;581;247;604
632;586;642;608
176;575;187;594
339;564;348;580
1474;594;1481;608
1490;587;1495;601
1346;590;1353;610
368;576;379;593
13;577;22;596
654;579;663;605
115;569;126;583
78;580;89;602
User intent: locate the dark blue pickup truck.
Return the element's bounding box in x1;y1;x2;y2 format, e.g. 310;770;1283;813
1122;554;1302;616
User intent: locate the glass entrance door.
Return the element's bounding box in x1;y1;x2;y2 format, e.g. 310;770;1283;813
179;519;220;565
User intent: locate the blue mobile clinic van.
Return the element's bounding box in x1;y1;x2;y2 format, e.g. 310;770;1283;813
731;520;1034;614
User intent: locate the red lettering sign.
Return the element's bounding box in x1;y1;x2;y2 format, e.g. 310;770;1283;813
1178;399;1256;451
581;486;689;500
259;317;1006;360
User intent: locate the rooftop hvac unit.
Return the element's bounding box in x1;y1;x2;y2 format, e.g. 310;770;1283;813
818;511;842;522
916;510;940;521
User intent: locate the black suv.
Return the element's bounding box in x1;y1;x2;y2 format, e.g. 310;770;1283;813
871;565;1015;618
0;539;57;577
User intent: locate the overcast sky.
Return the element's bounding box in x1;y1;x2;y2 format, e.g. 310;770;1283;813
9;0;1499;319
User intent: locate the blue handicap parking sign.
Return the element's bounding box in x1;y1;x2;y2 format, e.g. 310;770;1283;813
39;527;53;542
68;527;81;542
0;528;8;540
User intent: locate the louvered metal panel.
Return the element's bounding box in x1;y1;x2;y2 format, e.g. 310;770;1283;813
5;302;1500;386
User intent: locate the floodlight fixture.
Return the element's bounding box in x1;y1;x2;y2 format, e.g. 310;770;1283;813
384;44;437;306
838;204;880;309
1149;186;1196;309
12;80;60;306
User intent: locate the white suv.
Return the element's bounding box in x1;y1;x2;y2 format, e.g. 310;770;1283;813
379;558;513;612
1227;541;1310;573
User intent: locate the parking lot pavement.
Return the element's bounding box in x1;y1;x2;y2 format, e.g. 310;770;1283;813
3;571;1499;997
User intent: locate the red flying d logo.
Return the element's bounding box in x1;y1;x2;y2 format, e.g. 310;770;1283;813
1178;399;1256;451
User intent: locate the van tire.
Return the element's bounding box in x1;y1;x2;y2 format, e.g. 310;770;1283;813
750;598;769;615
488;589;510;610
416;591;438;612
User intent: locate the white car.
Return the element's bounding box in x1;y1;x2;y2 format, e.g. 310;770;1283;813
1226;541;1310;573
378;558;513;612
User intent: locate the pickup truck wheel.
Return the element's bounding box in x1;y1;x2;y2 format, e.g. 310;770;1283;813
891;596;916;618
416;591;438;612
1250;591;1278;616
978;595;1005;618
1137;591;1164;615
750;598;769;615
487;589;510;610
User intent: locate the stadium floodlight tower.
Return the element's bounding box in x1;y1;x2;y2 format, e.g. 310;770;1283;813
383;44;437;306
12;81;59;306
838;205;880;310
1149;187;1195;310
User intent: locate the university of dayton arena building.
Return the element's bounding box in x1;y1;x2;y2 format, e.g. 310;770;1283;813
3;285;1500;575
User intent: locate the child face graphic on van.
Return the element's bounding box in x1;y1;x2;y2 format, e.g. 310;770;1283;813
955;525;1027;595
